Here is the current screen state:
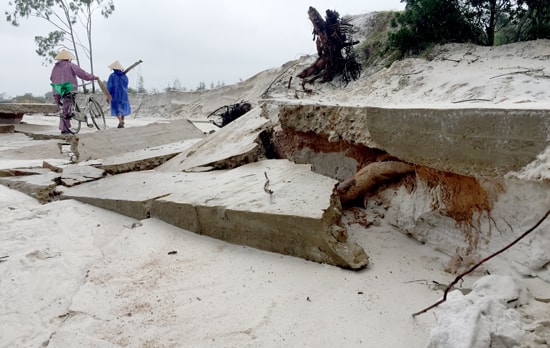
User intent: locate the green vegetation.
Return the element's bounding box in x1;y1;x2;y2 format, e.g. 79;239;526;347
0;92;49;103
388;0;550;57
355;1;550;69
356;11;403;69
12;93;49;103
0;92;48;103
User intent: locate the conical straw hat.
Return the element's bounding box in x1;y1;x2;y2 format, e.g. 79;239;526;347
108;60;125;71
55;49;75;60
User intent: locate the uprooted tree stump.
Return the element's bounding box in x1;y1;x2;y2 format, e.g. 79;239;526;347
207;101;252;128
297;6;362;89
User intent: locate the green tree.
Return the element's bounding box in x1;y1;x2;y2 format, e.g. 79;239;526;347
466;0;520;46
13;93;47;103
516;0;550;40
0;92;11;102
389;0;482;56
196;82;206;91
173;78;182;91
388;0;550;55
5;0;115;91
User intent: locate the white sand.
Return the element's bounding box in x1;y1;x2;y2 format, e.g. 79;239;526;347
1;190;450;347
1;37;550;347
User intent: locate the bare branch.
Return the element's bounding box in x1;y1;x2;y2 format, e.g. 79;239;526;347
451;98;493;103
490;68;544;79
412;209;550;317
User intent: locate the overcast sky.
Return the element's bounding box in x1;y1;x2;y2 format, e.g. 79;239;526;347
0;0;405;97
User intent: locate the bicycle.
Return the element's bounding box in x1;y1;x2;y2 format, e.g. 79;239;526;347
59;92;106;134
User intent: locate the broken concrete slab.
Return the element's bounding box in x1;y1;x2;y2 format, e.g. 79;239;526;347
0;159;70;174
157;107;271;172
81;139;202;174
0;132;68;161
14;122;61;136
0;125;14;133
74;118;205;162
0;167;54;177
278;104;550;177
0;171;59;203
60;165;105;187
0;103;59;115
61;159;369;269
42;160;64;173
0;104;58;124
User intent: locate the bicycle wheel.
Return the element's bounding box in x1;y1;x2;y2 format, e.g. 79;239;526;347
61;115;81;134
87;98;106;130
62;94;81;134
68;113;82;134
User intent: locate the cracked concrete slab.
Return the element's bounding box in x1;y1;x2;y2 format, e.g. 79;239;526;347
74;118;205;162
0;136;67;161
60;165;105;187
80;139;202;174
278;104;550;177
61;159;368;269
14;122;62;137
0;125;14;133
0;103;59;114
156;107;271;172
0;170;59;203
0;104;59;125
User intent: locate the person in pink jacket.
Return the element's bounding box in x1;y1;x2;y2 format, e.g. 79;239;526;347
50;49;98;134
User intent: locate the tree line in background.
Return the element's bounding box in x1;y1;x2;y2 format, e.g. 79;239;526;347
389;0;550;56
0;78;228;103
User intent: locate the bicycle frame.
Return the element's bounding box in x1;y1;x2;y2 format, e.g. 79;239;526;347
59;92;106;134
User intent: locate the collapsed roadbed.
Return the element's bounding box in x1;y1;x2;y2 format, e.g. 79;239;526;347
1;103;549;276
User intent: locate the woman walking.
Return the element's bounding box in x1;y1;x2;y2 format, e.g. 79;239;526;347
107;60;131;128
50;49;98;134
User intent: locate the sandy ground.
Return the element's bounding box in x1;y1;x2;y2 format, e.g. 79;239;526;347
2;184;455;347
1;35;550;347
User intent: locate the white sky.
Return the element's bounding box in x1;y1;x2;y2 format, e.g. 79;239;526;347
0;0;405;97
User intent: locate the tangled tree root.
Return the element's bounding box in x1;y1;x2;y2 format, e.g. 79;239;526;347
297;6;361;88
207;101;252;128
337;161;415;204
416;166;505;272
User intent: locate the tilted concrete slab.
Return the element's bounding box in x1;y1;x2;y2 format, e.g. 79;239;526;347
156;107;271;172
60;164;105;187
0;135;68;161
0;103;59;114
14;123;76;141
0;167;55;177
61;159;368;269
0;125;15;133
74;118;205;162
0;103;59;124
278;104;550;177
0;169;59;203
80;139;202;174
0;132;70;198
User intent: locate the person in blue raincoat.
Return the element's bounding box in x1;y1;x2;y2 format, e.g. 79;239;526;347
106;60;131;128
